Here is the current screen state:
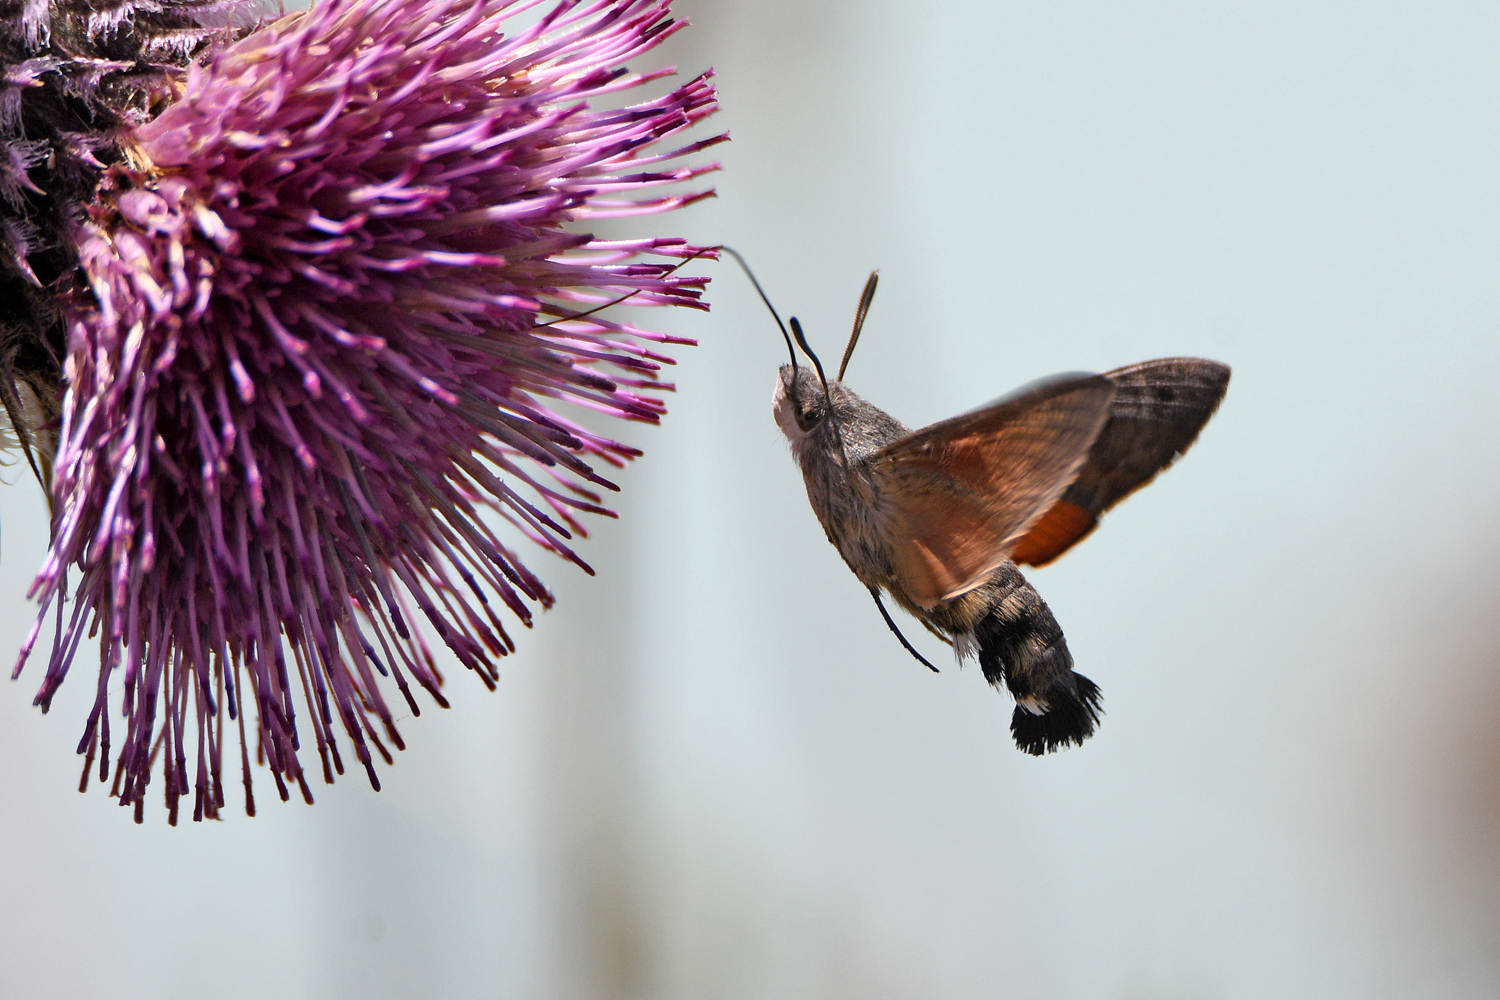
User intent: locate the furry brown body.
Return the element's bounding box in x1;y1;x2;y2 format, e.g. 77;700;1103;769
773;357;1229;754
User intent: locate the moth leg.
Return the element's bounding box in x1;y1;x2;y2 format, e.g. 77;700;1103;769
867;587;939;673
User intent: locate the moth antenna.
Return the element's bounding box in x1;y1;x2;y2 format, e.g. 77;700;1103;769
533;245;719;329
789;317;843;444
868;587;939;673
789;316;865;495
837;271;879;382
721;246;797;370
788;316;831;393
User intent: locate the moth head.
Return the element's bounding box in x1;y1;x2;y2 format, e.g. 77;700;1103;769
773;363;832;446
721;249;878;459
770;271;880;457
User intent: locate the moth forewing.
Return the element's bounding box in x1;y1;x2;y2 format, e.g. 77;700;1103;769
870;374;1117;607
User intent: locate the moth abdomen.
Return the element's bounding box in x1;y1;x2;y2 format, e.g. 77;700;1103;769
955;563;1104;755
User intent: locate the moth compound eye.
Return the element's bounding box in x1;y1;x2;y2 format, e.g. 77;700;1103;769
795;407;821;432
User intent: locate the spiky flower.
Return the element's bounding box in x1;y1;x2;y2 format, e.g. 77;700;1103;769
14;0;720;823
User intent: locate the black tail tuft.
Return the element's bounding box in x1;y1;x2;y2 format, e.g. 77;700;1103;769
961;562;1107;754
1009;674;1102;755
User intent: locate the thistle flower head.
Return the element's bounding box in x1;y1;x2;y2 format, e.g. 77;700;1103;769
17;0;721;822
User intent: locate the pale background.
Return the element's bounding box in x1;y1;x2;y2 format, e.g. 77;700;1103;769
3;2;1500;998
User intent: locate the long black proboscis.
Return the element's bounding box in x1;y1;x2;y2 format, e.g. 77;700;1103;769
869;587;939;673
722;246;797;370
533;245;720;329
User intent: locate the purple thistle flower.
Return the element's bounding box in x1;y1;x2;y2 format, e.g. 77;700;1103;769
15;0;721;823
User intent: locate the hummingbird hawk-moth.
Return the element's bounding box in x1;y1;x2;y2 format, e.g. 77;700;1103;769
742;259;1229;754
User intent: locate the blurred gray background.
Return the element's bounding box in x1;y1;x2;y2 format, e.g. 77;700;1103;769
3;1;1500;997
